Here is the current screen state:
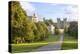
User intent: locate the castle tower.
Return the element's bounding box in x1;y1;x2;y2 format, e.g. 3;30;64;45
32;13;38;22
57;18;68;34
57;18;67;29
57;18;61;29
63;18;67;28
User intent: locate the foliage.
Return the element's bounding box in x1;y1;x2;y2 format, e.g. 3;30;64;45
9;1;34;43
35;22;49;41
55;29;60;35
9;1;50;43
67;21;78;39
44;19;54;26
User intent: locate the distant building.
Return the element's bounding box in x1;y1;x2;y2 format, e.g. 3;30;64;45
28;14;69;34
48;24;55;34
57;18;70;29
28;13;38;22
57;18;69;34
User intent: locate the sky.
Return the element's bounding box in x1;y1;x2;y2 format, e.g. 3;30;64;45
20;1;78;22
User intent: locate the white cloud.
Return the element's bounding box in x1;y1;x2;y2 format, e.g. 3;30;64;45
64;5;78;21
65;5;78;14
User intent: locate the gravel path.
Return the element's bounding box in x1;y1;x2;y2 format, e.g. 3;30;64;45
32;34;64;51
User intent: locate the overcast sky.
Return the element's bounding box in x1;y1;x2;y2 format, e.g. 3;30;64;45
20;1;78;22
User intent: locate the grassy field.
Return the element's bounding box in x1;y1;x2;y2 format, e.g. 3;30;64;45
11;34;60;53
35;34;60;43
11;43;48;53
61;34;78;50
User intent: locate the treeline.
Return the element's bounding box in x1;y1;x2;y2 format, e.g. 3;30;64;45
9;1;50;44
67;21;78;39
64;21;78;39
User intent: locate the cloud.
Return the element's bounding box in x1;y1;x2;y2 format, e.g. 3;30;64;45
20;1;35;15
64;5;78;15
64;5;78;21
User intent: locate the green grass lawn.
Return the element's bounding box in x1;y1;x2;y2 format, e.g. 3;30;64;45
11;43;48;53
35;34;60;43
11;34;60;53
61;34;78;50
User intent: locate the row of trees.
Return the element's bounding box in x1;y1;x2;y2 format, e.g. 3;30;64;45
9;1;50;44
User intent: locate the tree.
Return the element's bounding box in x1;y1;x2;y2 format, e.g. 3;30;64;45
32;23;40;41
9;1;50;43
9;1;26;43
68;21;78;39
44;19;54;26
9;1;34;43
35;22;49;41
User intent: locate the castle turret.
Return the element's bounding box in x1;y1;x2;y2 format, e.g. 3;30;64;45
32;13;38;22
63;18;67;28
57;18;61;29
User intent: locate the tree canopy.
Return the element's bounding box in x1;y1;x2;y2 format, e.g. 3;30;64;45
67;21;78;39
9;1;50;43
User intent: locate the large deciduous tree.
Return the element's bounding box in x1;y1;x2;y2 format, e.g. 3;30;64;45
9;1;50;43
9;1;34;43
68;21;78;39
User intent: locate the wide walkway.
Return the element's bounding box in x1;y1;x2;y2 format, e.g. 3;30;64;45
33;34;64;51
